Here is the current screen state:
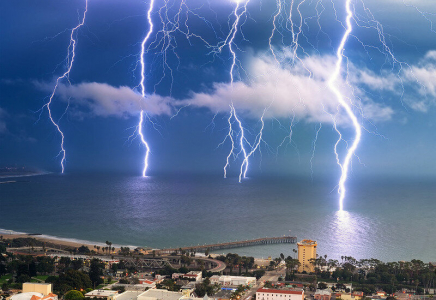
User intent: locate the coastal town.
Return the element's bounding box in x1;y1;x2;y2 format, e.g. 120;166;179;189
0;236;435;300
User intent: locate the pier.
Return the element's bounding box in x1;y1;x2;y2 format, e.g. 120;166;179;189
157;236;297;255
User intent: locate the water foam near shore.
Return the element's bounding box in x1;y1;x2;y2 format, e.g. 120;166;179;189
0;228;139;250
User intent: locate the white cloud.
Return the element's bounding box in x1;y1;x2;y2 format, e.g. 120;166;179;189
179;53;394;124
36;50;436;124
55;82;174;117
400;50;436;111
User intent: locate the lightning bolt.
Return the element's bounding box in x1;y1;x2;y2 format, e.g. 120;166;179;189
43;0;88;174
222;0;251;180
137;0;155;178
327;0;361;211
239;110;265;182
269;0;282;63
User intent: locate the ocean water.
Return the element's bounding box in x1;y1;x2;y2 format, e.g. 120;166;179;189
0;173;435;262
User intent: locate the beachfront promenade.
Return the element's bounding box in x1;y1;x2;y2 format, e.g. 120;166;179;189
156;236;297;255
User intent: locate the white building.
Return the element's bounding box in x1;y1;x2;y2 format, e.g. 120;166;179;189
10;293;57;300
110;291;144;300
138;279;156;289
112;288;208;300
85;290;119;299
210;275;256;287
256;288;304;300
138;289;185;300
172;271;202;282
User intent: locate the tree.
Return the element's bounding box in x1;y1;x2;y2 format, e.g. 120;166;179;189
71;259;84;271
2;282;9;291
88;259;104;287
253;270;265;280
58;269;92;291
77;246;90;255
318;282;328;290
194;278;219;297
64;290;85;300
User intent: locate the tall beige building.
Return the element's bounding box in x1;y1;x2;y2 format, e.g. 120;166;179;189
297;239;317;273
22;283;53;296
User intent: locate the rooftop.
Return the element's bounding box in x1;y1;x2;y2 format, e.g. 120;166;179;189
139;289;184;300
314;290;331;295
297;240;317;246
11;292;45;300
85;290;118;297
257;288;303;295
115;291;144;300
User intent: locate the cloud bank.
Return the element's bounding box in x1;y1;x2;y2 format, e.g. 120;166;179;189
38;50;436;125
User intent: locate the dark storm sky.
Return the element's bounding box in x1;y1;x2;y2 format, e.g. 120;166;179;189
1;0;436;178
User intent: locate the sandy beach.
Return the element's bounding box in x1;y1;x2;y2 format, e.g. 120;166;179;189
1;233;121;252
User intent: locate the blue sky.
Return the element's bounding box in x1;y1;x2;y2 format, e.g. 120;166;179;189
1;0;436;179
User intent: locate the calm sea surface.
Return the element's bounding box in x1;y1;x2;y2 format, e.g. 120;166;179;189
0;173;435;262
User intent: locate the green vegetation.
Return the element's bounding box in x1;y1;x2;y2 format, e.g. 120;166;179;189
215;253;255;275
194;278;220;297
230;285;249;300
310;256;436;295
156;279;181;291
64;290;85;300
0;275;12;284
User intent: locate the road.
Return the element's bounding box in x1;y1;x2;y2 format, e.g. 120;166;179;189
243;267;287;300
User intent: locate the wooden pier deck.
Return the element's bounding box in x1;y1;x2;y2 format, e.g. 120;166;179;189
157;236;297;255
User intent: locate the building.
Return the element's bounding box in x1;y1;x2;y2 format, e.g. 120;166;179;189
22;283;53;296
10;293;57;300
172;271;202;282
335;293;363;300
138;289;185;300
314;290;331;300
110;291;144;300
85;290;119;299
256;288;304;300
210;275;256;287
138;280;156;289
297;240;317;273
394;293;412;300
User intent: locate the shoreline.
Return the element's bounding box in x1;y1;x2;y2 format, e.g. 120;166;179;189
0;229;138;252
0;232;272;266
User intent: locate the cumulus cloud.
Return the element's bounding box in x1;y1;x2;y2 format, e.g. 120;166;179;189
401;50;436;111
36;50;436;124
179;53;394;124
55;82;173;117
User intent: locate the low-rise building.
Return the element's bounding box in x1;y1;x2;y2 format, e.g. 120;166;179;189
138;289;185;300
314;290;331;300
172;272;202;282
138;280;156;289
10;292;57;300
256;288;304;300
85;290;119;299
394;293;412;300
335;293;363;300
210;276;256;287
110;291;144;300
